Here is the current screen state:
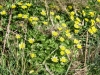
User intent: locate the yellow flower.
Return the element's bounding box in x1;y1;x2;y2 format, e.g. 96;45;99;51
30;53;36;58
26;3;32;7
32;21;37;25
66;33;72;38
28;38;35;44
97;0;100;2
86;6;89;9
91;26;97;33
55;15;60;20
60;56;67;63
17;2;23;5
57;27;62;31
60;45;66;51
22;15;28;19
33;17;39;21
21;5;27;9
89;11;95;17
18;13;22;18
91;19;95;25
88;26;97;34
96;18;100;22
59;37;65;42
43;21;48;25
82;10;86;16
70;16;74;20
65;49;71;54
74;39;79;44
0;5;3;9
52;31;58;36
40;10;46;16
0;10;6;15
28;17;33;22
29;70;34;74
88;28;94;34
11;4;16;9
51;56;58;62
74;24;80;28
60;51;65;55
50;11;54;15
74;29;79;34
19;42;25;49
70;11;75;16
15;34;21;39
85;18;89;22
61;23;67;27
76;17;81;22
68;5;72;10
77;44;82;49
65;29;70;33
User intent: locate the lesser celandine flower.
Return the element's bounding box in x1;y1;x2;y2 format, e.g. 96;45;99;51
74;39;80;44
55;15;60;20
15;34;21;39
33;17;39;21
82;10;86;16
70;16;74;20
70;11;75;16
28;38;35;44
74;24;80;28
97;0;100;2
26;3;32;7
59;37;65;42
11;4;16;9
0;10;6;15
19;42;25;49
65;49;71;54
74;29;79;34
60;56;67;63
60;51;65;55
88;26;97;34
91;19;95;25
77;44;82;49
85;18;89;22
21;5;27;9
29;70;34;74
60;45;66;51
43;21;48;25
66;33;72;38
40;10;46;16
18;13;23;18
65;29;70;33
50;11;54;15
28;17;33;22
32;21;37;25
61;23;67;27
76;17;81;22
52;31;58;36
22;14;28;19
30;53;36;58
68;5;72;10
96;18;100;22
89;11;95;17
57;27;62;31
17;2;23;5
51;56;58;62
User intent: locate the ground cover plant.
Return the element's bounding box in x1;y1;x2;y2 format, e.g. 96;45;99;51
0;0;100;75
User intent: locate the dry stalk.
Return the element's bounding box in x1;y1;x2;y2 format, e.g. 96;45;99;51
84;31;88;75
3;10;12;53
45;64;54;75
